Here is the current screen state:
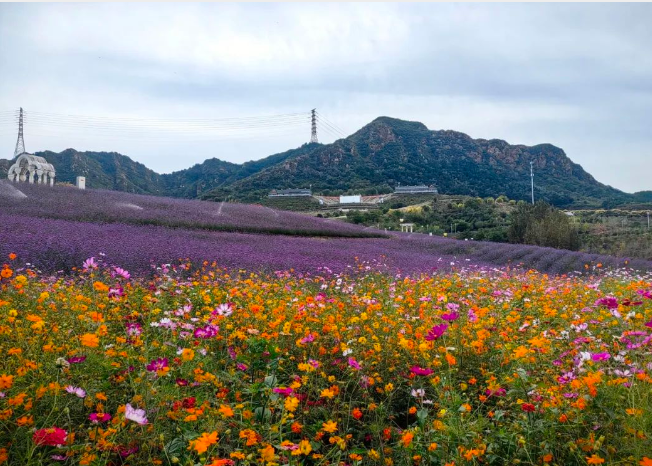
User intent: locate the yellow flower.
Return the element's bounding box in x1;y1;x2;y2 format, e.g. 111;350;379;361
259;444;275;463
181;348;195;361
320;388;336;398
284;396;300;412
322;420;337;433
297;439;312;455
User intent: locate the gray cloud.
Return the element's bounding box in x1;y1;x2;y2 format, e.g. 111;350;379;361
1;3;651;191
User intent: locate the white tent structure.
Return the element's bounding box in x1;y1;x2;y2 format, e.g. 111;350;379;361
7;153;56;185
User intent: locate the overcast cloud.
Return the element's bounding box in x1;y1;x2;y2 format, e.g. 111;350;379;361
1;3;651;192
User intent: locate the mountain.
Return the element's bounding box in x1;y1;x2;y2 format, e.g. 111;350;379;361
0;117;639;207
202;117;630;208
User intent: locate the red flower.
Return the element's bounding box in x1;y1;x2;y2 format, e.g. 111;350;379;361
33;427;68;447
521;403;536;412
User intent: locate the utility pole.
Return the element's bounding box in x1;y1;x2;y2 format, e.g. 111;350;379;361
310;109;318;143
530;161;535;205
14;107;25;158
648;211;650;230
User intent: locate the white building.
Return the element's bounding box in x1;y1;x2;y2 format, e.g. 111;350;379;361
339;195;361;204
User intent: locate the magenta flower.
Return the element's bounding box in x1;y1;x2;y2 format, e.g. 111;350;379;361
273;387;294;396
591;352;611;361
485;388;506;397
441;311;460;322
410;366;434;376
89;412;112;423
194;324;219;339
125;403;148;425
108;286;124;298
594;297;618;309
236;363;248;371
348;357;361;370
176;378;189;386
146;357;169;372
126;322;142;337
425;323;448;341
66;355;86;364
645;320;652;328
300;333;315;344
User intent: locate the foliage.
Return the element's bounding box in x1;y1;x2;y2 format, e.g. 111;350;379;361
508;202;581;251
1;257;652;465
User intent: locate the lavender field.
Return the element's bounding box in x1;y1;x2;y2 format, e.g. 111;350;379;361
0;181;380;238
1;181;649;275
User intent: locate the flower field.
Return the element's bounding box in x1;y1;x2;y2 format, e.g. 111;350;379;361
2;255;652;465
1;181;649;276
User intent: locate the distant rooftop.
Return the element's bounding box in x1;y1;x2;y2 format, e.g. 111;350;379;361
268;188;312;197
394;185;438;194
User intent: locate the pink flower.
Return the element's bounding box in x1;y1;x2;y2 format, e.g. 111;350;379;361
410;366;434;376
82;257;98;270
213;303;233;317
125;403;148;425
594;297;618;309
112;267;130;279
644;320;652;328
89;412;112;423
425;323;448;341
108;286;124;298
66;355;86;364
146;358;169;373
348;357;361;370
441;312;460;322
33;427;68;447
273;387;294;397
300;333;315;344
591;352;611;361
126;322;142;337
65;385;86;398
236;363;248;371
194;324;219;339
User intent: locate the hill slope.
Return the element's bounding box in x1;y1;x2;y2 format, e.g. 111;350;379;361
203;117;629;207
0;117;638;207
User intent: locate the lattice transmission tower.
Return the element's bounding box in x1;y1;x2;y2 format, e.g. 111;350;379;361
14;107;26;158
310;108;318;143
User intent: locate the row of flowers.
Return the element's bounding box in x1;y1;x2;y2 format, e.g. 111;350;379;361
1;254;652;465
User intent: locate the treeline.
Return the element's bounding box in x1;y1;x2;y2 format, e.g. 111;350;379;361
507;202;580;251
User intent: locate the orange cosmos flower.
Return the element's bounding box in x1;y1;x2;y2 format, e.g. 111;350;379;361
80;333;99;348
586;455;605;464
189;431;219;454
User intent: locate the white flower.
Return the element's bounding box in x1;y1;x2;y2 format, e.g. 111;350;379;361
125;403;148;425
411;389;425;398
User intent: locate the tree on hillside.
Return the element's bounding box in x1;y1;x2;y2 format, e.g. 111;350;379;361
508;201;580;251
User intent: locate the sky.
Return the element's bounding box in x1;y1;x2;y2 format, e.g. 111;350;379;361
1;3;651;192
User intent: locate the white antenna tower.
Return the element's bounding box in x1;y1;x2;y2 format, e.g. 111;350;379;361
530;161;535;205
